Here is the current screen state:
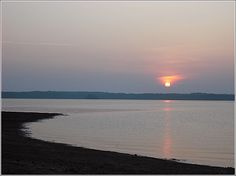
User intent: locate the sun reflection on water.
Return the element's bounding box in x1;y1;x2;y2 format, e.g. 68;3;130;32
162;101;173;159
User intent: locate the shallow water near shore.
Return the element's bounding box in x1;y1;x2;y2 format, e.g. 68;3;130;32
2;99;234;167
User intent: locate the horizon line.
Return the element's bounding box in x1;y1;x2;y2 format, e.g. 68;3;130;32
1;91;234;95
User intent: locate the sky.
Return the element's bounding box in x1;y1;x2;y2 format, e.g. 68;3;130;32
2;1;235;93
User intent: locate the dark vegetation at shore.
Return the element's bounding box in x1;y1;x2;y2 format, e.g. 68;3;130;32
2;91;234;100
1;111;234;174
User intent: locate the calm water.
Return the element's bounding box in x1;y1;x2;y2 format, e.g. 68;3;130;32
2;99;234;167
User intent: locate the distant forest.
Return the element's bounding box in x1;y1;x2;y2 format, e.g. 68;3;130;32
2;91;234;100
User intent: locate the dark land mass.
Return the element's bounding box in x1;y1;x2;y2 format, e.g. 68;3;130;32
2;91;234;100
2;111;234;174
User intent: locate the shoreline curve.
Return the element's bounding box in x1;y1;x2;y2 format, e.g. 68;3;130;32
2;111;234;174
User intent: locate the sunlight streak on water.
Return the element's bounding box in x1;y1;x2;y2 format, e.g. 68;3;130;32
163;101;172;159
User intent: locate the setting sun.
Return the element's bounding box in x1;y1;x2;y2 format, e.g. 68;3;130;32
158;75;184;88
165;82;171;87
165;82;170;87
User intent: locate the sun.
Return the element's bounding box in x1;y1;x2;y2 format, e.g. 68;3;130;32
165;81;171;87
158;75;184;88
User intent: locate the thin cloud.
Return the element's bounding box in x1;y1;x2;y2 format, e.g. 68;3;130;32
3;41;74;47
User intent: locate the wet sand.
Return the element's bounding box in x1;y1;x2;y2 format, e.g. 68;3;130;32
1;111;234;174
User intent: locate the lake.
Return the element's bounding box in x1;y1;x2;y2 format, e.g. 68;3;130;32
2;99;234;167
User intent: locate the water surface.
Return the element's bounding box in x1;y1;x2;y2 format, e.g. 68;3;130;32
2;99;234;167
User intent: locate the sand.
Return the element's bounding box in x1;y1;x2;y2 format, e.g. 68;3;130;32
1;111;234;174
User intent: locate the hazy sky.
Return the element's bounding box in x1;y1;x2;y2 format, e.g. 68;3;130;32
2;2;235;93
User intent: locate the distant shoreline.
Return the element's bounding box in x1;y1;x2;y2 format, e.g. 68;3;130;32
2;111;234;174
2;91;234;101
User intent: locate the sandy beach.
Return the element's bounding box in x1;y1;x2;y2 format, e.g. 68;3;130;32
1;111;234;174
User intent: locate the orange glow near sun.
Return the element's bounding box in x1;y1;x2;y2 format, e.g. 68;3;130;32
159;75;183;88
